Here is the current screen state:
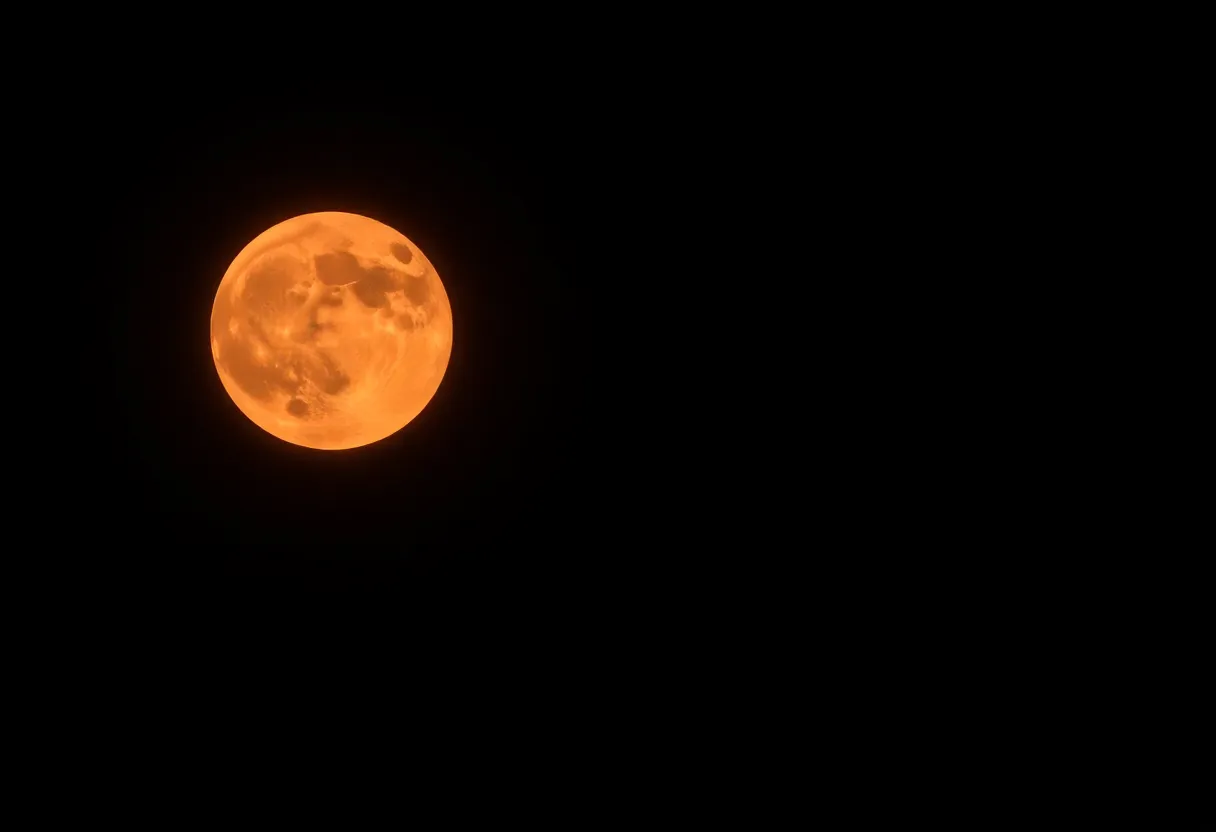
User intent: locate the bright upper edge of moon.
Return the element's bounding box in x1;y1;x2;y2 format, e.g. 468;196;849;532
209;211;453;450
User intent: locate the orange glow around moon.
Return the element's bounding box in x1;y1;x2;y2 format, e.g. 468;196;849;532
210;212;453;450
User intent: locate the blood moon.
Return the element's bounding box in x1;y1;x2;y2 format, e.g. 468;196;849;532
210;212;453;450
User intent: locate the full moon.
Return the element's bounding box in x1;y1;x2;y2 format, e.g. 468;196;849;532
210;212;453;450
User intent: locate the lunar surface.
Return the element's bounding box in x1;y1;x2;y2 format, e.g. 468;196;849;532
210;212;452;450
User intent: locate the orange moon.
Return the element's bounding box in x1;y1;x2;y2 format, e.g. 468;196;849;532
210;212;453;450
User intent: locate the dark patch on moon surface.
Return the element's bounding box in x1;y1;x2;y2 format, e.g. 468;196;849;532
316;353;351;395
402;273;430;305
315;252;409;310
314;252;366;286
351;266;399;309
390;242;414;263
286;397;309;418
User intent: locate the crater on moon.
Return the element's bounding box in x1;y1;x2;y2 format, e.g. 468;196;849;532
210;212;453;450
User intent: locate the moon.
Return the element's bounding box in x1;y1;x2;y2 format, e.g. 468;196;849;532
210;212;453;450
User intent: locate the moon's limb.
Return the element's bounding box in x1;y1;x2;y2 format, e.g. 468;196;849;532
210;212;453;450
